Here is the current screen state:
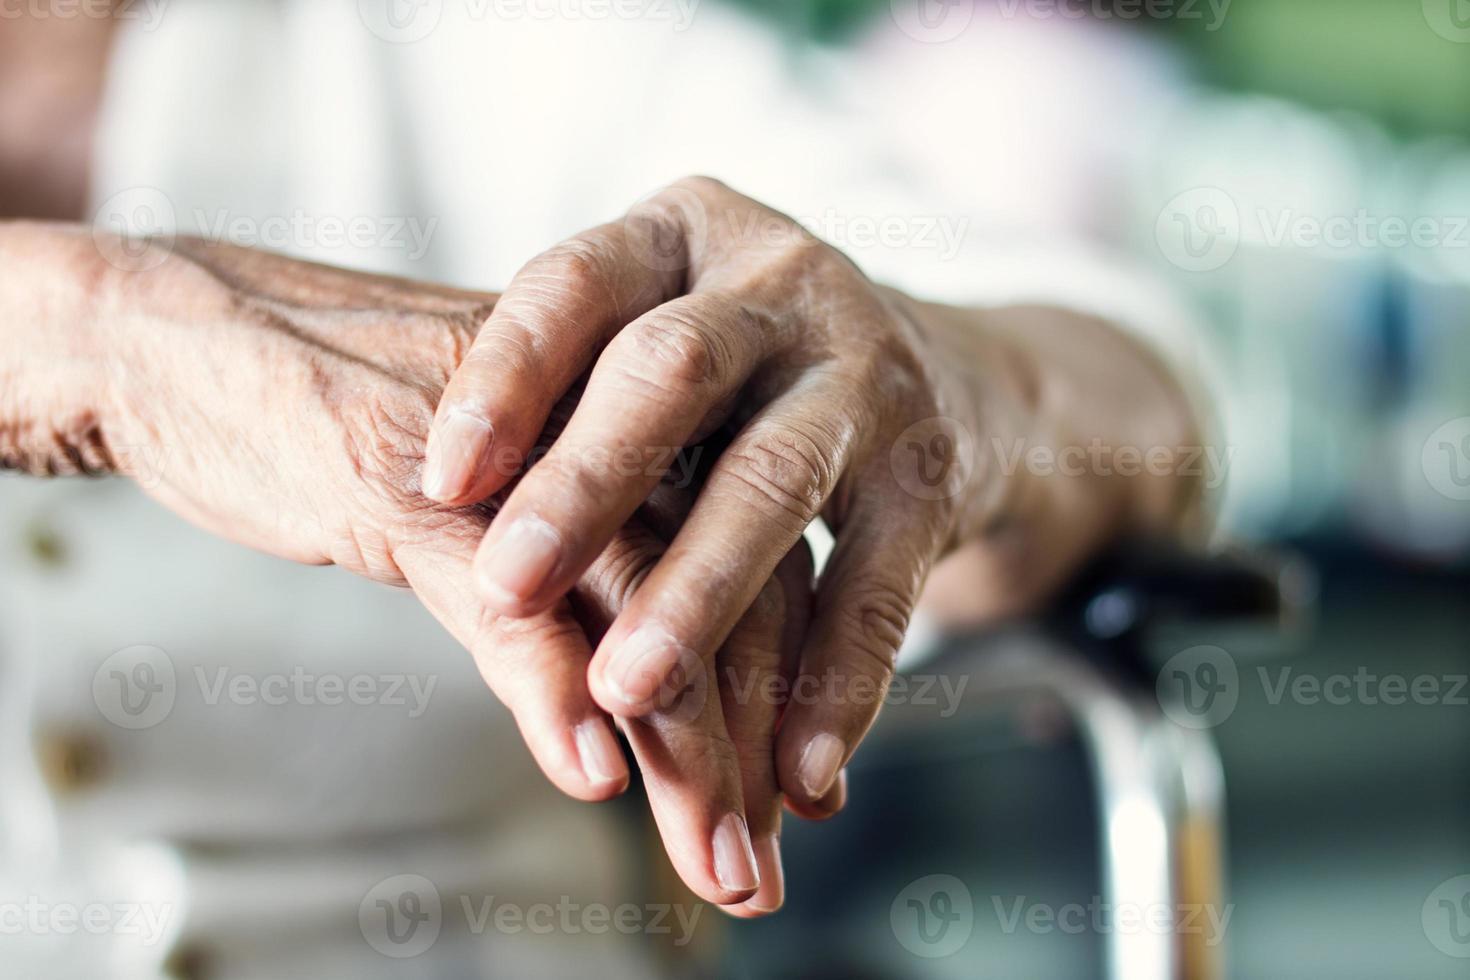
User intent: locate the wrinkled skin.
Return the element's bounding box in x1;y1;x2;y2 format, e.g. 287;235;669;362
427;177;996;811
59;232;832;914
425;179;1204;823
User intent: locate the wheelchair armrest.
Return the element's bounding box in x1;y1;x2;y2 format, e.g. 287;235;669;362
1045;538;1315;680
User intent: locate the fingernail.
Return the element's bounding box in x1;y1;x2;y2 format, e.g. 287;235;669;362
423;407;494;502
746;835;785;913
607;624;691;709
712;813;759;893
797;732;845;799
574;718;628;787
478;514;562;607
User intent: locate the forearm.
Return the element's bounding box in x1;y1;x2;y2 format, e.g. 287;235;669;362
0;221;119;476
907;295;1209;621
0;5;117;219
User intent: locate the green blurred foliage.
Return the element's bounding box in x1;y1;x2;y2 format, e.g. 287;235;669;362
724;0;1470;138
726;0;887;41
1172;0;1470;139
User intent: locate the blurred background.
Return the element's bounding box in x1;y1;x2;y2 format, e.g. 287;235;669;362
1;0;1467;977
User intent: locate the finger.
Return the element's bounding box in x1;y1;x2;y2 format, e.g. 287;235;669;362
393;529;630;803
421;224;680;505
646;476;840;834
588;381;864;716
577;526;763;907
785;769;848;821
776;481;947;805
471;290;773;618
619;697;760;907
718;543;812;917
422;177;727;507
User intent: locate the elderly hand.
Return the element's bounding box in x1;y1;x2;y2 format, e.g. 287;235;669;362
423;178;995;809
4;224;834;914
423;177;1204;813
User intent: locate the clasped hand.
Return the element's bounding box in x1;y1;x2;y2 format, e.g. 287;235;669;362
92;178;1004;917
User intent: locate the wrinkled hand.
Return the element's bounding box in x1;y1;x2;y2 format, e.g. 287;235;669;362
424;177;991;809
95;236;830;913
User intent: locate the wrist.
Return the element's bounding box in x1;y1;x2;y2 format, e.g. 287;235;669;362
0;221;120;475
896;293;1208;615
930;300;1207;608
884;288;1031;551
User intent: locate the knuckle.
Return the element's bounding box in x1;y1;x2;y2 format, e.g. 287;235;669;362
731;236;827;292
848;327;911;385
668;174;728;199
326;522;403;585
489;611;584;676
846;639;902;692
580;530;658;617
623;202;689;261
720;422;837;531
782;232;836;269
619;303;731;392
641;316;718;384
764;235;846;286
535;236;618;301
835;580;913;676
652;555;733;624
